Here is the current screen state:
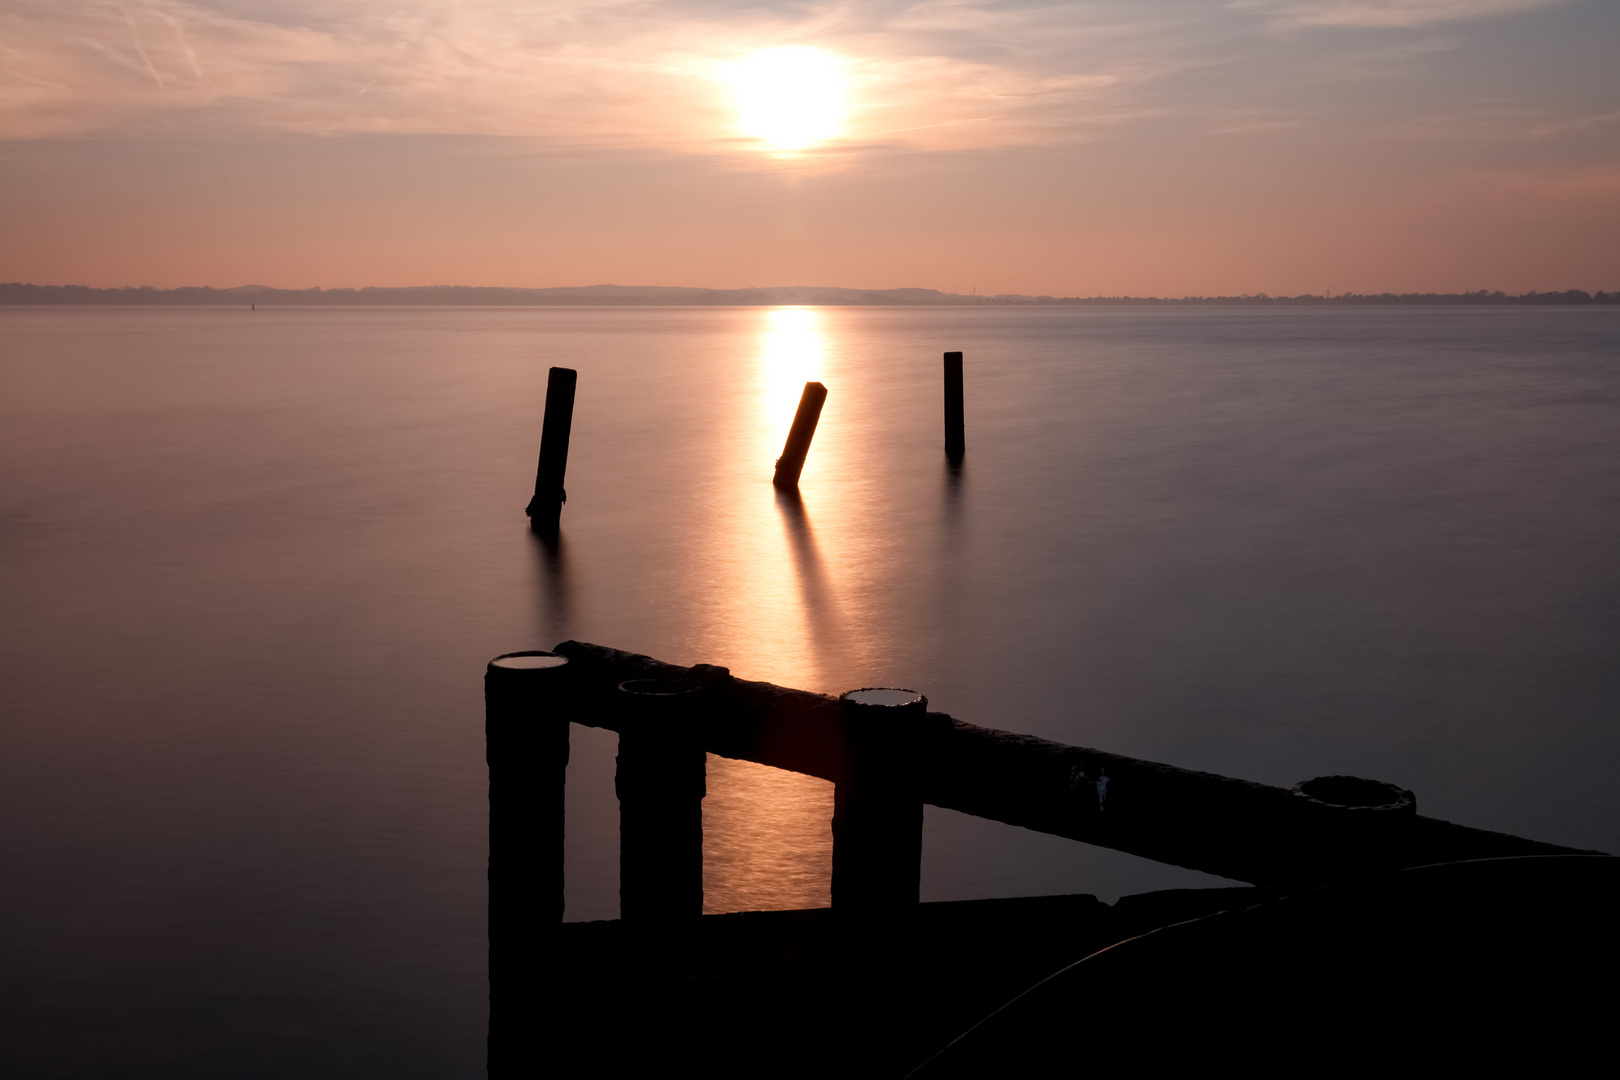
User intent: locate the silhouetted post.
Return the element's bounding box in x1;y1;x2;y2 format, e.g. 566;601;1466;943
616;679;705;921
485;650;572;1075
525;367;578;536
944;351;964;459
832;688;927;912
773;381;828;489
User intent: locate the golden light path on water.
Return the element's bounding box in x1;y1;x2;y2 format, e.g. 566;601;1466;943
698;307;853;913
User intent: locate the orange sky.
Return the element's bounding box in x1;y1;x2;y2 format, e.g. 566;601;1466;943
2;0;1616;295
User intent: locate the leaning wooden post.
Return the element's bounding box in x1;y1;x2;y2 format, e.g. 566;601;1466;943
525;367;578;537
831;687;927;912
485;650;572;1074
944;351;965;459
773;381;828;489
615;679;705;921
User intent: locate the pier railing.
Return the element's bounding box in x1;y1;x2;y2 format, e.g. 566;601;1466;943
487;640;1581;919
484;640;1593;1073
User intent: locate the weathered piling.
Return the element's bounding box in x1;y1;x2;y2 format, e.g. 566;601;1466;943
525;366;578;536
832;688;927;912
484;650;572;1074
615;679;706;921
943;352;964;459
773;381;828;489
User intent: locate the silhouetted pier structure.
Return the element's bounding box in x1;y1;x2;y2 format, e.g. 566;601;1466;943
487;643;1615;1077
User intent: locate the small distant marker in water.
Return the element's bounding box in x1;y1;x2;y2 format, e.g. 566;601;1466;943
944;351;964;459
773;381;828;489
525;367;577;537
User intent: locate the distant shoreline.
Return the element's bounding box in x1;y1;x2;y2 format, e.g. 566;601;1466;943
2;283;1615;307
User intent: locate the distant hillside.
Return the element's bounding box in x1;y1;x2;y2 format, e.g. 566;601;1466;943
0;283;962;306
1;283;1614;306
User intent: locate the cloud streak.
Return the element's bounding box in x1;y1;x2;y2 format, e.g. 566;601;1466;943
0;0;1140;150
1239;0;1561;29
0;0;1593;157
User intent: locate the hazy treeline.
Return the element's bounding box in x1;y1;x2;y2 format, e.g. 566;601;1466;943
1055;289;1619;306
2;283;1615;306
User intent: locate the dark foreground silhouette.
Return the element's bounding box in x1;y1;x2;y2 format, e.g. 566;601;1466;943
540;856;1617;1077
492;643;1615;1078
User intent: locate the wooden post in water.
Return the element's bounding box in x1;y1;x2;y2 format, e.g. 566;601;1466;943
832;688;927;912
484;650;572;1074
525;367;578;537
773;381;828;489
615;679;705;921
943;352;965;459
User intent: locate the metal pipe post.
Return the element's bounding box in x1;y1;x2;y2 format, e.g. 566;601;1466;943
831;687;927;912
485;650;573;1074
615;679;706;922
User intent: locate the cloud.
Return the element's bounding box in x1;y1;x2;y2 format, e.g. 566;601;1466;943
0;0;1600;158
1236;0;1563;29
1396;105;1620;142
0;0;1134;151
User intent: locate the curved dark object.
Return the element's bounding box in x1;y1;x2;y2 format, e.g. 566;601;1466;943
912;855;1620;1075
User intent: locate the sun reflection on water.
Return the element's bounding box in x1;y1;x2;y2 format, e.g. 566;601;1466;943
761;307;827;439
693;306;847;690
704;754;833;913
692;306;850;912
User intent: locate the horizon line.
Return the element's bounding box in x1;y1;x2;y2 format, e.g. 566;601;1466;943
2;282;1616;307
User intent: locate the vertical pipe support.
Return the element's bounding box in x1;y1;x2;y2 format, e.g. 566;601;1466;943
773;381;828;489
526;366;578;536
831;688;927;913
485;650;573;1074
615;679;706;922
944;351;965;459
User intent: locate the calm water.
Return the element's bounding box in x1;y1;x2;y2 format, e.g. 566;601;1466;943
2;304;1618;1075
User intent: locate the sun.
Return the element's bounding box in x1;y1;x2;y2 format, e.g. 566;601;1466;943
724;47;847;152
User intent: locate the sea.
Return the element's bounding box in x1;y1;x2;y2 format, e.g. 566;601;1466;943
2;303;1617;1076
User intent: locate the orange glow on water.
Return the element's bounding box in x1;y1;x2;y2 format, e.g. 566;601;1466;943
761;307;828;437
704;754;833;913
681;307;858;911
686;306;853;694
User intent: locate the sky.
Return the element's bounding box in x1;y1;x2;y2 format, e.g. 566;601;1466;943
1;0;1616;295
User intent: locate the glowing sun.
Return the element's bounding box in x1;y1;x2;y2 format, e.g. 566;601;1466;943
725;47;847;152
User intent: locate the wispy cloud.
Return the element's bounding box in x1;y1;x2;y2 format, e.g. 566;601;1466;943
1237;0;1562;30
1398;104;1620;141
0;0;1140;150
0;0;1601;158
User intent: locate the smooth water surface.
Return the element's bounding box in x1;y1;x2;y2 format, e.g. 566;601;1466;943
2;304;1617;1075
